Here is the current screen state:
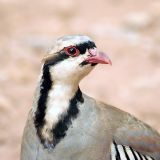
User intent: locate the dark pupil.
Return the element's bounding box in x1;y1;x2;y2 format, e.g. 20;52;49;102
68;47;76;54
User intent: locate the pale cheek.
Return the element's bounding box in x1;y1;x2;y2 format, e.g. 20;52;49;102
49;55;93;81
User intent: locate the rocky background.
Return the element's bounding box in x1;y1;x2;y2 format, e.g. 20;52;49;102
0;0;160;159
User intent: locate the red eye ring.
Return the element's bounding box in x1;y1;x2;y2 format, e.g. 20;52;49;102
64;46;80;57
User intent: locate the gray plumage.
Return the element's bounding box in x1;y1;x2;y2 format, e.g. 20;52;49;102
21;35;160;160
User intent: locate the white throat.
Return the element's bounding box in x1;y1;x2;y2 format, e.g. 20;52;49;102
41;81;78;139
45;82;78;127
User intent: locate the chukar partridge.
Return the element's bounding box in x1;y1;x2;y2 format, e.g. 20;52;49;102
21;35;160;160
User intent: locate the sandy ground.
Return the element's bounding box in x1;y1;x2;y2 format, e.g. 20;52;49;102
0;0;160;159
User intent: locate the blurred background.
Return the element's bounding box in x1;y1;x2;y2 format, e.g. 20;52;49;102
0;0;160;159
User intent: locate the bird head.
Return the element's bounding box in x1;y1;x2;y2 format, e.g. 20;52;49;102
43;35;112;84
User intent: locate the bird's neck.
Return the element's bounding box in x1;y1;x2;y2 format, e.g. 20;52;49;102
43;82;79;126
33;65;84;148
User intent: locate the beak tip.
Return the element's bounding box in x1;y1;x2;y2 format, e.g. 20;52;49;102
108;59;112;65
84;50;112;65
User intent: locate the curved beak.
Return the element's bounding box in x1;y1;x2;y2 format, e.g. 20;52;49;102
84;48;112;65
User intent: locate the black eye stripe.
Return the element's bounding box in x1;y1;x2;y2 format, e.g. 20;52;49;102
44;53;69;66
76;41;96;54
43;41;96;66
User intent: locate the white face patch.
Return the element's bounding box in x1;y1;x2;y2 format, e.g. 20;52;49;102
49;51;94;84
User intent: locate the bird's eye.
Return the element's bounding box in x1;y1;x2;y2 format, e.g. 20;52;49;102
64;46;80;57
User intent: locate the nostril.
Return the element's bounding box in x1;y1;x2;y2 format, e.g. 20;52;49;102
88;48;97;56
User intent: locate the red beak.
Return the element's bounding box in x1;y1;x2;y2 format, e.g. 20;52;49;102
84;48;112;65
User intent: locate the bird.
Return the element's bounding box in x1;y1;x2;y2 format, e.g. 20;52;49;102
21;35;160;160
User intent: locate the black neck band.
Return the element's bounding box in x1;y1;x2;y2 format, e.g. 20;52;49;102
34;60;84;148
